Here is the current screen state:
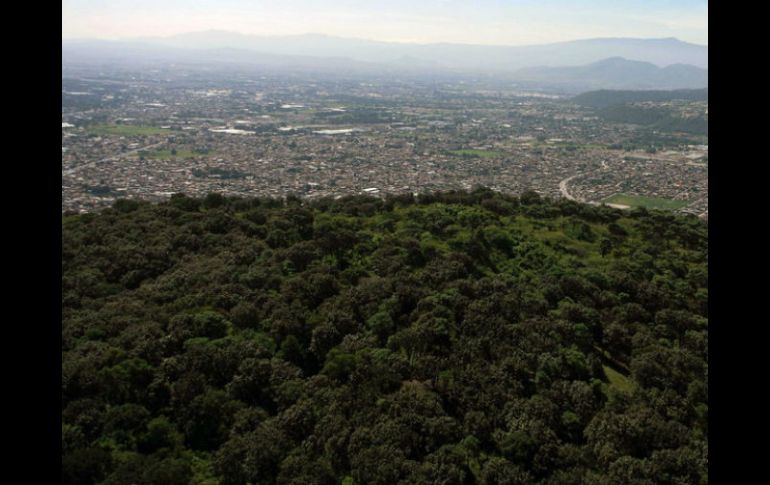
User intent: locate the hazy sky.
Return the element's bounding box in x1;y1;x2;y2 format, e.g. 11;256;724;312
62;0;708;46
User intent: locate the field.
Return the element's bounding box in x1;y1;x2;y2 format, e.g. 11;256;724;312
86;124;172;136
448;149;507;158
602;193;689;210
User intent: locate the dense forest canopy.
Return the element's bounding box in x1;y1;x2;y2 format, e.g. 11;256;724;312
62;189;708;485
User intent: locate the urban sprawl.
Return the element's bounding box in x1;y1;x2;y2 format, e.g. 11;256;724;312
62;64;707;218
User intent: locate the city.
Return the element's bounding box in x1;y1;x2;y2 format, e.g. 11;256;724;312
62;64;707;218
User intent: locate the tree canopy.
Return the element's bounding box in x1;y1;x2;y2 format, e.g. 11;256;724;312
62;189;708;484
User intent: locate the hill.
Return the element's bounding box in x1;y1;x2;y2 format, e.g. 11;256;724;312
573;88;709;109
597;105;708;135
572;87;708;135
62;190;708;485
513;57;708;91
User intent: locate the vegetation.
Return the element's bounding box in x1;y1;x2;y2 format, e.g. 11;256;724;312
573;89;708;110
611;131;706;151
315;107;395;125
602;366;634;394
573;89;708;136
141;148;199;160
597;106;707;135
448;149;507;158
602;193;690;211
62;189;708;484
87;124;173;137
192;167;248;179
82;185;117;197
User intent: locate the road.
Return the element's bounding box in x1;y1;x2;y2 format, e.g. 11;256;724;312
63;141;165;176
559;174;583;202
559;172;601;206
558;160;705;214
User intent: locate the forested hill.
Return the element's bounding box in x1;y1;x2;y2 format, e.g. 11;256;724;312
571;88;708;136
573;88;708;109
62;190;708;485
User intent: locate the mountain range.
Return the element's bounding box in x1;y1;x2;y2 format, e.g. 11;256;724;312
62;31;708;92
128;31;708;69
513;57;708;91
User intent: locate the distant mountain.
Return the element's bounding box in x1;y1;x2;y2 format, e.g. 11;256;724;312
61;40;386;73
511;57;708;91
62;35;708;92
125;31;707;70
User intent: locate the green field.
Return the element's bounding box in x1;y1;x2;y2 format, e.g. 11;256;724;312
448;149;506;158
602;193;689;210
87;124;172;136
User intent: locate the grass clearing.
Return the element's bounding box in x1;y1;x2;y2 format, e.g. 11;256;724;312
603;365;635;394
602;193;689;211
62;214;81;226
87;124;172;137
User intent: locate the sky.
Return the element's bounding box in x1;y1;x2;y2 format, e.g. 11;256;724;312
62;0;708;46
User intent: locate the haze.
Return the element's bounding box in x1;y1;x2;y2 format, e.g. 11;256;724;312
62;0;708;47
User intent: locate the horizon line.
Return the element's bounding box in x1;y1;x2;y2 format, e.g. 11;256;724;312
61;30;708;49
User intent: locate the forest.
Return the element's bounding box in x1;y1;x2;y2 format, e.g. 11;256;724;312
573;88;708;136
596;105;708;136
573;89;708;110
62;189;708;484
